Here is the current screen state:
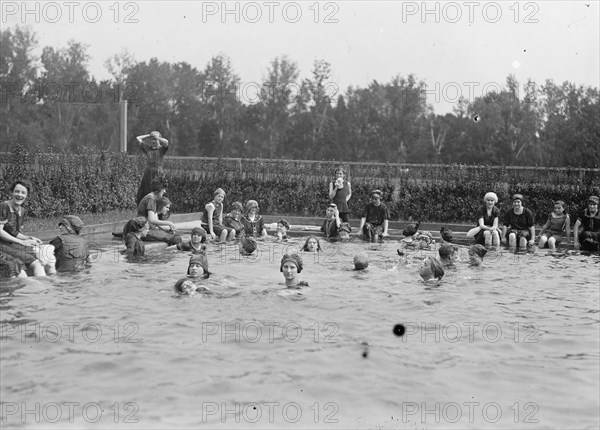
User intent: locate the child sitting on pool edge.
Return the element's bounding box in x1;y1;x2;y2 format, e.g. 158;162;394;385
280;253;309;288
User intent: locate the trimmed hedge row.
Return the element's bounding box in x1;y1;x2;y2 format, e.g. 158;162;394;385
1;146;598;224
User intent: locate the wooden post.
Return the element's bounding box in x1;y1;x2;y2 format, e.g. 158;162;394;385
119;100;127;152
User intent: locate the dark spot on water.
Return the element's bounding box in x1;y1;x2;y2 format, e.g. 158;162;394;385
472;115;480;123
362;350;368;358
393;324;406;337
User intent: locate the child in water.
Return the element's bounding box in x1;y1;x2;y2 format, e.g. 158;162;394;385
419;257;445;282
280;253;308;288
167;227;207;253
240;236;258;256
49;215;89;272
275;219;291;240
302;236;322;252
538;200;570;251
438;244;458;267
123;217;149;256
469;244;487;266
174;253;211;295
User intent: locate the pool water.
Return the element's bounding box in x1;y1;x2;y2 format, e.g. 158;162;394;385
1;237;599;429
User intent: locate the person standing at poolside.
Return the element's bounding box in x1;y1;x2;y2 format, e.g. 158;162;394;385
573;196;600;252
202;188;236;242
329;167;352;223
357;189;390;242
241;200;267;238
137;179;181;245
135;131;169;205
0;180;46;276
501;194;535;250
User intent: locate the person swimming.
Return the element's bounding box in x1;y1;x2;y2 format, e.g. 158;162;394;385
280;253;308;288
419;257;445;282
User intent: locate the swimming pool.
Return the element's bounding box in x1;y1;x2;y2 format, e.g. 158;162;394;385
1;237;598;429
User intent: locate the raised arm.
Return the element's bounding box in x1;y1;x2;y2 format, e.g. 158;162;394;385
346;181;352;201
573;219;581;250
565;215;571;243
328;182;336;199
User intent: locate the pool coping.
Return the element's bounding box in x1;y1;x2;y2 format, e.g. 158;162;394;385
30;212;528;246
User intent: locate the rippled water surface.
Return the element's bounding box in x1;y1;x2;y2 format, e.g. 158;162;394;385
1;238;599;429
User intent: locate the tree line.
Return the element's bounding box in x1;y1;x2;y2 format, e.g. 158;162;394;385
1;26;598;167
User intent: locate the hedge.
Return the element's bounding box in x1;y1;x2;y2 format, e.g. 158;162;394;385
1;145;598;224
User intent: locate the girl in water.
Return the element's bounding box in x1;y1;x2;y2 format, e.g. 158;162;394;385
280;253;308;288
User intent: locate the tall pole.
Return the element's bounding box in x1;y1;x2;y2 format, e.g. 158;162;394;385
119;100;128;152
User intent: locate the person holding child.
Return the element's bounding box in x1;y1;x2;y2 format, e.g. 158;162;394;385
574;196;600;252
502;194;535;250
135;131;169;205
358;189;390;242
329;167;352;223
538;200;570;251
201;188;236;242
0;180;46;276
50;215;89;272
467;192;501;248
241;200;267;238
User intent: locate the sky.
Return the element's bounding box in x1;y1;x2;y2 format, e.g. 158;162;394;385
2;0;599;114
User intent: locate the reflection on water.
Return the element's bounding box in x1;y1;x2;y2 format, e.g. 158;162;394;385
1;239;599;429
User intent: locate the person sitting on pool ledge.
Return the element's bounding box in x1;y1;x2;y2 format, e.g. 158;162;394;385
501;194;535;251
358;189;389;242
574;195;600;252
280;253;308;288
223;201;245;238
137;179;181;245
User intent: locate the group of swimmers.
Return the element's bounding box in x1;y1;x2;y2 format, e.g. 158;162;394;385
1;172;599;286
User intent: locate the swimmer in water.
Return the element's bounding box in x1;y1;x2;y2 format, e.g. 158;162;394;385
438;244;458;267
419;257;444;282
187;253;210;279
302;236;322;252
353;252;369;270
280;253;308;288
240;236;258;256
167;227;207;253
469;244;487;266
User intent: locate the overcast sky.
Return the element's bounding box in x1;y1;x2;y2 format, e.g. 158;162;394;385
2;0;599;113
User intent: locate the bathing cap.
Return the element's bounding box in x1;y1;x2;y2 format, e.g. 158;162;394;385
278;219;290;230
280;253;303;273
230;201;243;212
440;227;453;242
59;215;84;235
353;253;369;270
245;200;259;213
483;192;498;204
188;252;209;275
469;244;487;259
402;222;420;237
214;188;226;196
512;194;524;202
371;189;383;198
129;217;147;232
588;196;599;204
191;227;207;242
150;179;167;192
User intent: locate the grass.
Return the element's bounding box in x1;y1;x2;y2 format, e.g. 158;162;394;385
26;209;135;234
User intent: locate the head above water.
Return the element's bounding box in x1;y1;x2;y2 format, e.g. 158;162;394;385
280;253;303;273
420;257;445;281
353;253;369;270
188;252;209;278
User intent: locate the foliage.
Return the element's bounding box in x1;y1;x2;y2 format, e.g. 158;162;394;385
1;148;597;224
2;26;599;167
